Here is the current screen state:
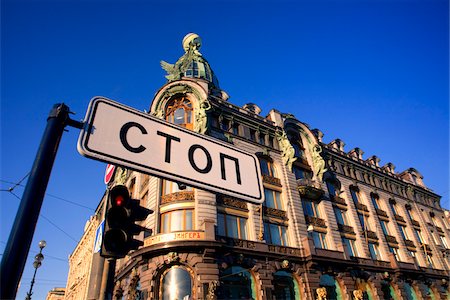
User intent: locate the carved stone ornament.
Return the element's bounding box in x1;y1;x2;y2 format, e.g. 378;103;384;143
194;99;212;134
166;252;179;263
276;129;297;171
113;281;124;300
160;33;203;81
281;259;290;269
127;268;140;300
311;144;327;182
206;280;219;300
114;167;128;185
316;287;327;300
353;289;363;300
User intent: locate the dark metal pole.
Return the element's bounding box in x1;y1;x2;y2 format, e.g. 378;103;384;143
0;104;75;299
99;258;116;300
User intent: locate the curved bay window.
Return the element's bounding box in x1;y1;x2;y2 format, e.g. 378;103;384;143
160;266;193;300
160;209;194;233
165;97;193;129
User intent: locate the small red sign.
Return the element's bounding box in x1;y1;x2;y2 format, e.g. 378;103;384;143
104;164;116;185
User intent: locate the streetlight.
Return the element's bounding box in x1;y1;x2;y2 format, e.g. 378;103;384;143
25;240;46;300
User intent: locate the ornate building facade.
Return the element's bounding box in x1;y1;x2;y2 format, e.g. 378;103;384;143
87;33;449;299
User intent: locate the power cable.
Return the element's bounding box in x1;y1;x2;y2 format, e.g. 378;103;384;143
7;191;78;243
0;178;95;211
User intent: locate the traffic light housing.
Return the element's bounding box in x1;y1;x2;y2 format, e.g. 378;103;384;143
101;185;153;258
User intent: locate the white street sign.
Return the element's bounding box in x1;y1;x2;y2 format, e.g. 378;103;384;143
78;97;264;204
93;220;104;253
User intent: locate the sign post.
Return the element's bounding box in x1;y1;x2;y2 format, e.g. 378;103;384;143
78;96;264;204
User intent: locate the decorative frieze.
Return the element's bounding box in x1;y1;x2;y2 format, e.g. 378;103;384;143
385;235;398;244
394;214;406;224
410;219;420;227
217;196;248;211
268;245;302;256
338;224;355;234
161;191;195;204
363;230;378;240
404;239;416;248
330;195;347;206
355;202;369;212
375;208;388;218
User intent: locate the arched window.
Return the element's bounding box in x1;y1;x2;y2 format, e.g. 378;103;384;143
160;266;192;300
217;266;257;299
318;274;343;300
273;271;300;300
165;97;193;129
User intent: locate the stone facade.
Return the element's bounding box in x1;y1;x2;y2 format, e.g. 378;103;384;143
45;287;65;300
77;34;449;299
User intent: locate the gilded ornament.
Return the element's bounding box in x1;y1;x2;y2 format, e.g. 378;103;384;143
276;129;297;171
194;100;211;134
316;287;327;300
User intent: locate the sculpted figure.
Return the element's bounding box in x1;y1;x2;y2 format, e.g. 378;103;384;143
353;289;363;300
312;145;327;182
316;287;327;300
206;280;219;300
115;167;128;185
276;129;297;171
194;100;211;134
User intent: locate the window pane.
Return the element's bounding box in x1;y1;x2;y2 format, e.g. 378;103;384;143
326;182;336;197
227;215;239;239
351;189;359;204
162;267;192;300
342;238;354;257
270;224;281;245
171;210;183;231
217;213;225;236
239;218;247;239
274;191;282;210
185;210;193;230
302;201;314;217
265;189;276;208
161;214;169;233
174;108;185;125
334;207;345;225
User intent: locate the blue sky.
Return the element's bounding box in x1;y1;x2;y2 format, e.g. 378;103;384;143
1;0;448;298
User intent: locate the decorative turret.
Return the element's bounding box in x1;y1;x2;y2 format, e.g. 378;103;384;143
160;33;220;88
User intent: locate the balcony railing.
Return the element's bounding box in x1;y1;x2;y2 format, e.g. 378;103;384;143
375;208;388;218
394;214;406;223
338;224;355;234
262;174;282;187
161;191;195;204
410;219;420;227
355;202;369;212
330;195;347;206
217;196;248;211
263;206;287;219
385;235;398;244
297;179;324;200
363;230;378;240
405;239;416;248
305;215;327;228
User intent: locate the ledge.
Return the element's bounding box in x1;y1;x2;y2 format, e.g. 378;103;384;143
297;179;324;200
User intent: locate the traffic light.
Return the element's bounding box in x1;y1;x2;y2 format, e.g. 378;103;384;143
101;185;153;258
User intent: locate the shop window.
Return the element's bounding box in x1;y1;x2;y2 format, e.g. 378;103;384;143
259;158;278;178
217;213;247;239
160;209;193;233
263;222;288;246
264;189;283;210
217;266;256;299
302;200;320;218
165;97;193;129
160;266;192;300
309;231;328;249
273;271;299;300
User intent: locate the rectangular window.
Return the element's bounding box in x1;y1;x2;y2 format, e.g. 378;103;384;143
389;246;399;260
249;129;257;142
380;221;390;236
302;200;320;218
309;231;328;249
342;238;358;257
264;223;289;246
221;118;230;131
333;207;347;225
371;195;380;210
426;254;434;267
398;226;409;240
264;189;283;210
440;236;449;248
368;243;381;260
358;213;366;230
268;136;274;148
217;213;247;239
326;182;337;197
232;123;240;135
414;229;424;244
350;189;360;204
259;133;265;145
389;202;398;215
